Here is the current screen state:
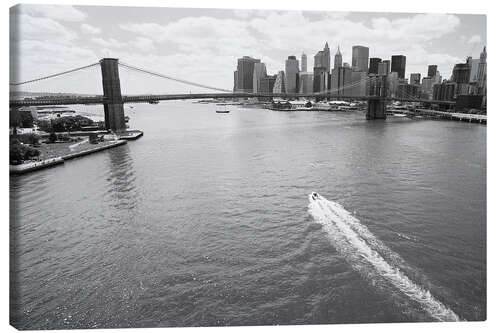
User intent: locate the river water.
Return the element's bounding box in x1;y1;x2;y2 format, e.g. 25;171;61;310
10;101;486;329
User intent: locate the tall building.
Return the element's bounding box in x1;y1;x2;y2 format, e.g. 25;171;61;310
396;83;420;99
285;56;300;93
299;72;314;94
477;46;487;96
334;46;343;70
387;72;400;98
332;66;352;96
351;71;368;97
433;81;456;101
468;58;480;82
313;42;331;93
234;56;261;93
369;58;381;75
451;62;471;84
301;53;307;72
427;65;437;78
421;77;435;99
253;63;267;93
391;55;406;79
377;61;390;75
409;73;421;85
259;75;277;94
273;71;286;93
352;46;369;72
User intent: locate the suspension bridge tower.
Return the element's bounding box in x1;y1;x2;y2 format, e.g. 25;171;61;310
100;58;126;131
366;75;388;120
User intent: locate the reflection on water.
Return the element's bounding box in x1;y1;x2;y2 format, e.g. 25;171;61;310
104;145;139;210
10;101;486;329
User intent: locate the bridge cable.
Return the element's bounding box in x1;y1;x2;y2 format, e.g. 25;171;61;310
9;62;100;86
118;61;233;93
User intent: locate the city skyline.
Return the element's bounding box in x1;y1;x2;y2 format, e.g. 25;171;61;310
10;5;486;94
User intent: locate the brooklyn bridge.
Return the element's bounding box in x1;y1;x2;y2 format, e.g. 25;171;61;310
10;58;456;131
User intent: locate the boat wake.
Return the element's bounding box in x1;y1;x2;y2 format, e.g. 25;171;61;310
308;192;461;322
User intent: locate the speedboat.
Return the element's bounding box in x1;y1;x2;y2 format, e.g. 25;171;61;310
311;192;319;200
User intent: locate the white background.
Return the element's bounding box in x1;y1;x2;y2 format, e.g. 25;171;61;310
1;0;498;332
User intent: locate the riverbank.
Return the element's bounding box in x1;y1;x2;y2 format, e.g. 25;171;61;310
10;139;127;175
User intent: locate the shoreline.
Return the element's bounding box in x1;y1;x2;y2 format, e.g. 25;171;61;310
10;139;128;175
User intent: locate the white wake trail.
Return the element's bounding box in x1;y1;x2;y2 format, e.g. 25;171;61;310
308;193;461;322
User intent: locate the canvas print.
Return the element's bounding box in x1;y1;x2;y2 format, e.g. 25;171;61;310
9;4;486;330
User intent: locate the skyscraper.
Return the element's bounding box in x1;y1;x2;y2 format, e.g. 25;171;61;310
468;58;480;82
352;46;369;72
332;66;352;96
377;61;390;75
410;73;421;85
334;46;342;70
299;72;314;94
253;63;267;93
391;55;406;79
477;46;487;95
369;58;381;75
427;65;437;78
351;70;368;97
234;56;261;93
301;53;307;72
273;71;286;93
259;75;276;94
451;63;471;84
313;42;331;93
285;55;300;93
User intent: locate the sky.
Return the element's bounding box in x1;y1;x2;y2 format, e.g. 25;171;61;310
9;4;486;95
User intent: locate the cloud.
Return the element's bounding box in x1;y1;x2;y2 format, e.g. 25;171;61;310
91;37;127;48
16;4;87;22
10;13;78;42
81;23;101;35
130;37;155;53
467;34;481;44
120;16;259;55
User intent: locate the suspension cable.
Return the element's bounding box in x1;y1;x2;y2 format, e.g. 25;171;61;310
9;62;100;86
118;61;233;93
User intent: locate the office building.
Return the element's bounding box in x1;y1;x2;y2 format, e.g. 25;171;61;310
332;66;352;96
351;70;368;97
259;75;277;94
352;45;369;72
234;56;261;93
396;83;420;99
299;72;314;94
273;71;286;93
369;58;381;75
477;46;487;96
387;72;400;97
391;55;406;79
285;56;300;93
377;61;389;75
433;81;456;101
301;53;307;72
313;42;331;93
253;63;267;93
334;46;343;70
410;73;421;85
468;58;480;82
427;65;437;78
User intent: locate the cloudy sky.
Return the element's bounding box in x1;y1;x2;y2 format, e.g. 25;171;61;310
10;4;486;94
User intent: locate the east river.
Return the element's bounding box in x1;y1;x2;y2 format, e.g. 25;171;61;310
10;101;486;329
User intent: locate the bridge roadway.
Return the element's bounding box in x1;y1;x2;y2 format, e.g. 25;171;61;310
9;93;456;107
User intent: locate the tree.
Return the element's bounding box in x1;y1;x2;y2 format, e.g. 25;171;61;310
10;141;40;165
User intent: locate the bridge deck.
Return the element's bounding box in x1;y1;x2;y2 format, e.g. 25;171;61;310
9;93;456;107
